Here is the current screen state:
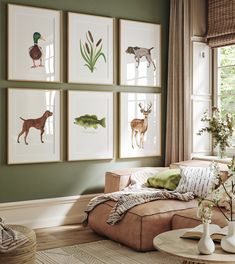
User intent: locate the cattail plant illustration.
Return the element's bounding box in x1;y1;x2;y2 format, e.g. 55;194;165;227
80;30;106;73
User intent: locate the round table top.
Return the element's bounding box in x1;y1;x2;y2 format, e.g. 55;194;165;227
153;229;235;264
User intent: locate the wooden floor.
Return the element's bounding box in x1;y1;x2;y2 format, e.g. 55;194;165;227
35;224;105;251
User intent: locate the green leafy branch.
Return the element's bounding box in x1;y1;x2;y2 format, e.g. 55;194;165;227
197;106;234;149
198;159;235;222
80;30;106;73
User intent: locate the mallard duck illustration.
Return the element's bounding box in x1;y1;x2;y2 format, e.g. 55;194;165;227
29;32;45;68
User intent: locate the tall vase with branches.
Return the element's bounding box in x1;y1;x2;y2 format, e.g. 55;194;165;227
198;158;235;253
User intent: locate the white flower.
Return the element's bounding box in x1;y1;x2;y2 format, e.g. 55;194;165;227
198;202;213;223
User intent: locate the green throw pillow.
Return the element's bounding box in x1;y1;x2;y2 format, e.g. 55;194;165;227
147;169;181;190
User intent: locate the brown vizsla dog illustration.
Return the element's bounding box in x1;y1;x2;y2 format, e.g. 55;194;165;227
17;110;53;145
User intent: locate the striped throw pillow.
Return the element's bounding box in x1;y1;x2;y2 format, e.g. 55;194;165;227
175;166;215;198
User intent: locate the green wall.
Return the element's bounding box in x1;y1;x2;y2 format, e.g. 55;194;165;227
0;0;170;203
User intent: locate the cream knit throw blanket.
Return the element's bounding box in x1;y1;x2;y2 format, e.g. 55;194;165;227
85;189;194;225
0;219;28;253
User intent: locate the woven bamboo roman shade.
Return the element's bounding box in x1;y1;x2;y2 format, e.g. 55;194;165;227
207;0;235;48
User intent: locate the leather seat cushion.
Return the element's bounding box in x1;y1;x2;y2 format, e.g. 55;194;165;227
171;207;227;230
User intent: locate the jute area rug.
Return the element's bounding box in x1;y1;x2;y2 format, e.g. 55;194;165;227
36;240;182;264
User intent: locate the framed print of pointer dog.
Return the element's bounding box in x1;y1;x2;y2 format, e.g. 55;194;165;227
8;88;61;164
120;19;161;87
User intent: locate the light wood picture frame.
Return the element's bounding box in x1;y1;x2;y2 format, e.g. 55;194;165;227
8;88;61;164
68;12;114;85
68;90;113;161
8;4;62;82
119;92;161;158
119;19;161;87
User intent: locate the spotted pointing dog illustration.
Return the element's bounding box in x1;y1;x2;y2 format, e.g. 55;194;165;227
125;46;156;70
17;110;53;145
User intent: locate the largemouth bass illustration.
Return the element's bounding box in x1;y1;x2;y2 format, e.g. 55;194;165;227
74;114;106;129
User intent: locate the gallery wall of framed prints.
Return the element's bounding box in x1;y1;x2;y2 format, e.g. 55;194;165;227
6;3;162;164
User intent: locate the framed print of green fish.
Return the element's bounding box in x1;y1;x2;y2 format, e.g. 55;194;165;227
80;30;106;73
29;32;45;68
74;114;106;129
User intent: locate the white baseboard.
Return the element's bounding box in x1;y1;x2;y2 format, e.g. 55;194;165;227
0;194;99;229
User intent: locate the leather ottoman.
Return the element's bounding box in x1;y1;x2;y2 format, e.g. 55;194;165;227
88;199;197;251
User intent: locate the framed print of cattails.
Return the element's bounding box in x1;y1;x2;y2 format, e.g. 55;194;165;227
68;13;114;85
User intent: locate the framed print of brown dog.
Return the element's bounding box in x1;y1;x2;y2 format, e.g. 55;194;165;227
8;88;61;164
8;4;61;82
68;13;113;85
119;92;161;158
119;19;161;87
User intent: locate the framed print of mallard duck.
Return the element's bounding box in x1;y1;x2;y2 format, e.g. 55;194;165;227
68;13;113;85
8;4;61;82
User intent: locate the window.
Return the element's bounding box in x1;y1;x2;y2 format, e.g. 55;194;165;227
215;45;235;149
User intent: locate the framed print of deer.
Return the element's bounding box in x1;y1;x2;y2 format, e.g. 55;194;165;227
119;19;161;87
8;88;61;164
119;92;161;158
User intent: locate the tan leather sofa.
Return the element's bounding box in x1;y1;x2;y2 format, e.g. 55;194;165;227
88;161;229;251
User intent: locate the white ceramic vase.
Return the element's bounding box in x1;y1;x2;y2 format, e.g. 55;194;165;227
221;221;235;253
198;223;215;255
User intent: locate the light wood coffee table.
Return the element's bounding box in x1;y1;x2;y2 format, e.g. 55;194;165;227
153;229;235;264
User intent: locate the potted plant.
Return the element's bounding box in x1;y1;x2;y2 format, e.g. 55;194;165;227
197;107;234;158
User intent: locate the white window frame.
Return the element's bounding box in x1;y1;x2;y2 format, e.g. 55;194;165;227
213;48;235;157
191;42;212;158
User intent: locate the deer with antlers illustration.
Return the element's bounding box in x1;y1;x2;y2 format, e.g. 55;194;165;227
130;102;152;149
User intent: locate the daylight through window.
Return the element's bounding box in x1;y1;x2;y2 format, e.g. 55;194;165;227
217;45;235;147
